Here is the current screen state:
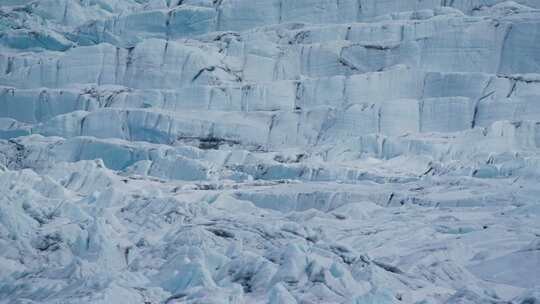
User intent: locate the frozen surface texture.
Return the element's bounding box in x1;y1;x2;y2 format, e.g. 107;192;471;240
1;0;540;303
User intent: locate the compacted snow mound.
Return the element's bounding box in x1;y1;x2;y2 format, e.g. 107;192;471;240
1;0;540;303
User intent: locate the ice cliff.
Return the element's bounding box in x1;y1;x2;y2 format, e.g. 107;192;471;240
0;0;539;303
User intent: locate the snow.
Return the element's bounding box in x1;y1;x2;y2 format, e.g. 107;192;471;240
1;0;540;303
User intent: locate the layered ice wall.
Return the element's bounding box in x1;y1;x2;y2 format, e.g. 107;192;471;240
1;1;540;303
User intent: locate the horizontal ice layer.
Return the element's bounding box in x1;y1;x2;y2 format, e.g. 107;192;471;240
3;13;540;88
2;68;540;145
0;39;237;89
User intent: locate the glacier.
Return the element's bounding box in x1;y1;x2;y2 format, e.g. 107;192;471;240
0;0;540;303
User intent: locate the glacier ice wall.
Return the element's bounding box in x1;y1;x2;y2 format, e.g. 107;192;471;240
1;0;540;303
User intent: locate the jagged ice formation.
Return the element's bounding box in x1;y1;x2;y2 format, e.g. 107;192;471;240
0;0;540;303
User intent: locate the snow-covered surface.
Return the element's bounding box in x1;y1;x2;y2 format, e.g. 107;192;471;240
1;0;539;303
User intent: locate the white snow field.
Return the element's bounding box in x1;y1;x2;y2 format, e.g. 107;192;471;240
1;0;540;303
